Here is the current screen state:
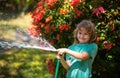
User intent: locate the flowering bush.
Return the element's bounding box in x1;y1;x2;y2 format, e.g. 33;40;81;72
29;0;120;77
28;0;84;48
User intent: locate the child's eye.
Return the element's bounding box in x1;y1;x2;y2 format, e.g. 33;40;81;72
79;32;82;34
85;33;88;35
84;33;90;36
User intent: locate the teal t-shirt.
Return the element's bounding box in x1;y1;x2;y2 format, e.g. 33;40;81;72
66;43;98;78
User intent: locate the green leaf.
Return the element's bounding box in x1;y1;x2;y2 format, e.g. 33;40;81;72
89;5;93;10
26;0;30;3
108;55;113;59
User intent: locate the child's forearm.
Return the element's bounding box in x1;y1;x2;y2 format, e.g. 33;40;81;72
60;58;70;70
66;49;90;60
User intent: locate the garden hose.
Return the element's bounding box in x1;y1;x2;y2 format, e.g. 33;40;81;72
54;59;60;78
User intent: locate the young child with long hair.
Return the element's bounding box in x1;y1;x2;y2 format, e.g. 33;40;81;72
57;20;98;78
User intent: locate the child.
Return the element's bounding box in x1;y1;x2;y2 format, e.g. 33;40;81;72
57;20;98;78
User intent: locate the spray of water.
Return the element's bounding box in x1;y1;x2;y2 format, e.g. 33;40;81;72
0;29;57;52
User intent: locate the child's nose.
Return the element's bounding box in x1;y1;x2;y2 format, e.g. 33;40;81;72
80;34;84;38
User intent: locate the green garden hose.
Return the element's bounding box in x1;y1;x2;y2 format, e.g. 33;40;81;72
54;59;60;78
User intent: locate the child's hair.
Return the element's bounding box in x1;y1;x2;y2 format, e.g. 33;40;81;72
73;20;97;44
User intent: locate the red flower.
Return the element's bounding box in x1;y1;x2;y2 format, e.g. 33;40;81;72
32;10;45;25
70;0;80;7
52;25;56;31
96;37;100;42
60;9;68;15
48;40;54;45
47;0;58;6
45;24;51;34
109;20;114;25
59;24;70;32
104;43;115;50
46;59;55;75
74;9;83;18
38;22;45;28
104;43;112;50
37;0;44;6
56;34;60;40
45;16;52;23
28;26;41;37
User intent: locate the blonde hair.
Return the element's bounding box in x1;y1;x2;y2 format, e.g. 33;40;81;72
73;20;97;44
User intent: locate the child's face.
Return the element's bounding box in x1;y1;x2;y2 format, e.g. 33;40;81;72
77;27;90;43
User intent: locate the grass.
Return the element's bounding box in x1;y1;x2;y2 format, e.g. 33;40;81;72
0;13;56;78
0;48;56;78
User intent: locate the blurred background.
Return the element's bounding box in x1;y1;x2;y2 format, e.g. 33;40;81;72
0;0;56;78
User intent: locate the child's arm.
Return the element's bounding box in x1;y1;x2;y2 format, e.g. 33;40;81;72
56;54;70;70
57;48;90;60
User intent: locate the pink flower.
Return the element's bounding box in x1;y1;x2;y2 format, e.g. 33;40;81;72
92;7;105;16
98;7;105;13
103;40;107;45
92;8;99;16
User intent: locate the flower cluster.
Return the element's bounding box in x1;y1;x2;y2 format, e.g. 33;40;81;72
44;59;55;75
28;0;84;46
28;26;41;37
92;6;105;16
103;41;115;50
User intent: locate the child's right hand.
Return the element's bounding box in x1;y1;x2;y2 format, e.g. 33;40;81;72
56;54;64;59
56;54;61;59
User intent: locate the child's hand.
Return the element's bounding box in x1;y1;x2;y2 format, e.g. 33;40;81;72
56;54;64;59
56;54;61;59
56;48;68;59
57;48;67;55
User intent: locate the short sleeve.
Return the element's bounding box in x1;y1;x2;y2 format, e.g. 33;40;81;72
83;43;98;59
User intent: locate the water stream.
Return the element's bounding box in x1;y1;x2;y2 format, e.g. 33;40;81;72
0;29;57;52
